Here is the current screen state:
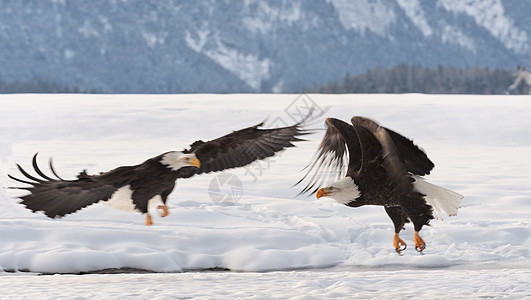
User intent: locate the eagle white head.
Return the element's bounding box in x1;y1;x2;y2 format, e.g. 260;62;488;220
161;151;201;171
316;177;361;205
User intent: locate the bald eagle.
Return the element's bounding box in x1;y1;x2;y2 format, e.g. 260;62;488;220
10;122;307;225
298;116;463;253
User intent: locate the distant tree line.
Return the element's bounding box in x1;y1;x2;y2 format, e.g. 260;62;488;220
306;65;529;94
0;76;101;93
2;65;529;94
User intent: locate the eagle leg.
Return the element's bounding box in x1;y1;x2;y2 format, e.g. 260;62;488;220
145;213;153;226
157;205;170;217
414;231;426;252
385;207;409;254
393;233;407;254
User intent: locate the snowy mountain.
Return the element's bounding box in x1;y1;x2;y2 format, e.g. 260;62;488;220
1;0;530;93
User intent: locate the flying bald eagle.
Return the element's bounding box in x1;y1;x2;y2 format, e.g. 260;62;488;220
10;122;307;225
298;116;463;253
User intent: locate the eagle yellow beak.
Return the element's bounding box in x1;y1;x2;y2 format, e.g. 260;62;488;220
189;157;201;168
316;187;329;199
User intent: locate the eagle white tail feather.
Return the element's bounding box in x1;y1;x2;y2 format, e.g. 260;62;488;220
412;175;463;221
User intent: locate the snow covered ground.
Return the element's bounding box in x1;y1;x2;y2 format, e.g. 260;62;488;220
1;94;530;299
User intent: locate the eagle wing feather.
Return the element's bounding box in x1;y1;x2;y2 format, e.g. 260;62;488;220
187;122;309;175
297;118;362;195
9;154;136;218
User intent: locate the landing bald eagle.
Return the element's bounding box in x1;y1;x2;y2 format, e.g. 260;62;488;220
10;122;307;225
298;116;463;253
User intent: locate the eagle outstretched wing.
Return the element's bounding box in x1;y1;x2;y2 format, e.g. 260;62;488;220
350;117;434;177
8;153;137;218
384;127;434;176
296;118;362;195
185;122;310;175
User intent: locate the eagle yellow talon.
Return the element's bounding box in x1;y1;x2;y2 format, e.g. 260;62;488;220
145;213;153;226
393;233;407;254
414;231;426;252
157;205;169;217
